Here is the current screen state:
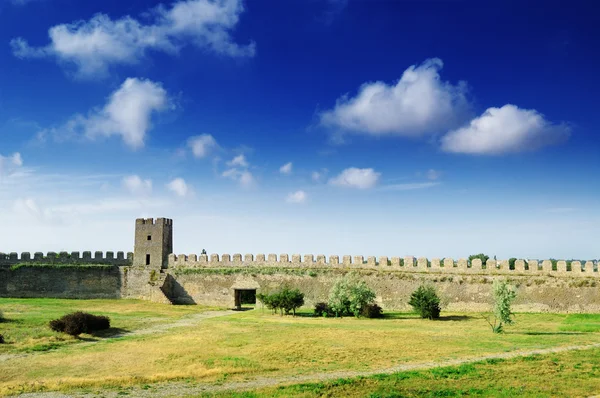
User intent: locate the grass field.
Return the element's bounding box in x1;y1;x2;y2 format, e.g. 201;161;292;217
1;298;600;396
209;347;600;397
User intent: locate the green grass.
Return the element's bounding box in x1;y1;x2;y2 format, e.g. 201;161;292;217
0;298;216;353
208;347;600;397
1;299;600;396
9;263;114;271
559;314;600;332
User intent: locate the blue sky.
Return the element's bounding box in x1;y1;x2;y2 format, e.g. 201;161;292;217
0;0;598;259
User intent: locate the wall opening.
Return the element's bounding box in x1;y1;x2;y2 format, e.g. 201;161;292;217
233;289;256;310
147;235;152;241
146;254;151;265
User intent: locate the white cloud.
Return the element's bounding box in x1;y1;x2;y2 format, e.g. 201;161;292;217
227;154;248;167
329;167;380;189
222;151;254;187
13;198;46;221
52;78;168;149
222;168;238;179
286;190;307;204
222;168;255;188
188;134;218;158
0;152;24;179
122;175;152;195
441;104;571;155
311;168;328;182
167;178;189;197
239;170;255;188
426;169;441;181
11;0;256;78
279;162;293;175
320;58;470;137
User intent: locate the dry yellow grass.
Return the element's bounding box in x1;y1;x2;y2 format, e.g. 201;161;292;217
1;302;600;396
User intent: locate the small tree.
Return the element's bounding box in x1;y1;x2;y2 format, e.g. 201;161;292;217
408;285;441;319
469;253;489;265
257;287;304;316
328;273;377;317
257;292;277;314
201;249;207;255
485;279;517;333
280;287;305;316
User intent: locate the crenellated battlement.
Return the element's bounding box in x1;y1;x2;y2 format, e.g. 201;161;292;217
136;218;173;226
167;253;599;278
2;217;600;312
0;251;133;266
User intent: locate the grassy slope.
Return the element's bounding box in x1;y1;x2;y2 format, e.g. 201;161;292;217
1;299;600;396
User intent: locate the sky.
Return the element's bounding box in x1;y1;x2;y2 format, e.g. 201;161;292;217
0;0;598;260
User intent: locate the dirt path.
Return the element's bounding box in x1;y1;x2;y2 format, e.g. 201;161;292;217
11;342;600;398
0;310;236;364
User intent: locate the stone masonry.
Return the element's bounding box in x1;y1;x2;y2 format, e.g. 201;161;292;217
0;217;599;312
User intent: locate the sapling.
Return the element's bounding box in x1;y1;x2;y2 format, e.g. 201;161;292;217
485;279;516;333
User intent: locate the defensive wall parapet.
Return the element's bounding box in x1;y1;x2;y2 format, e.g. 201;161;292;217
0;251;133;267
167;253;599;278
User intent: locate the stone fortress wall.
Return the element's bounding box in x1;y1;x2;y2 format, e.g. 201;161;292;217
0;251;132;266
1;217;599;312
167;253;599;277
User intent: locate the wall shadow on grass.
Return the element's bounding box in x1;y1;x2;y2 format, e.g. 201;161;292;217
0;318;22;324
437;315;473;322
90;327;131;338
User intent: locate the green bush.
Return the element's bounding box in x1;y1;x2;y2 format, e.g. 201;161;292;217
257;287;305;316
408;285;441;319
49;312;110;336
328;273;377;317
361;303;383;318
314;302;333;317
469;253;489;265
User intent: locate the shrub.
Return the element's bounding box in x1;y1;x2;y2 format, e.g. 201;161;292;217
49;312;110;336
0;334;4;344
257;287;305;316
361;303;383;318
328;273;377;317
469;253;490;265
408;285;441;319
314;302;333;317
485;279;516;333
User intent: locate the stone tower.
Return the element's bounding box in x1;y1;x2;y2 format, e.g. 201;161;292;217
134;218;173;269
